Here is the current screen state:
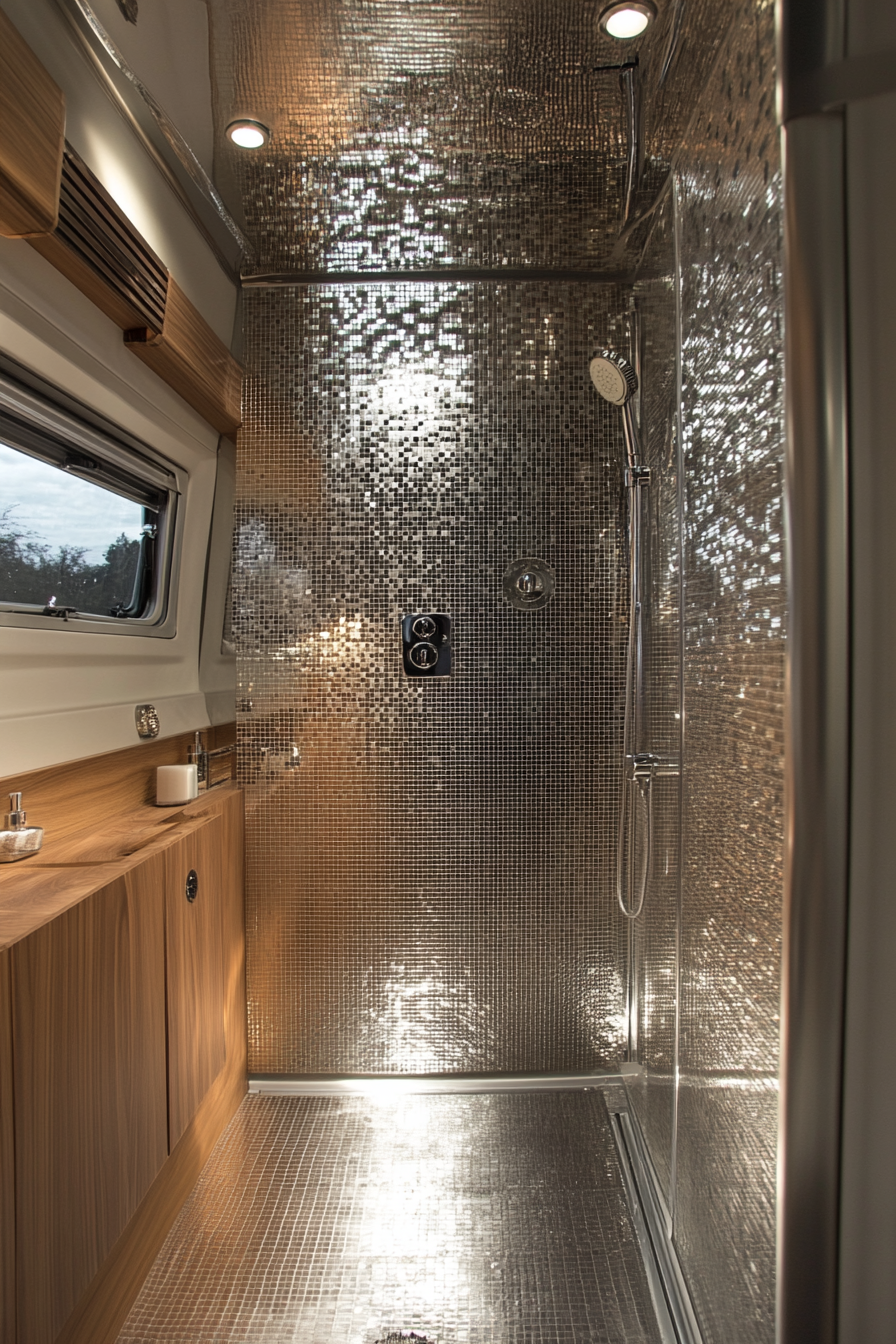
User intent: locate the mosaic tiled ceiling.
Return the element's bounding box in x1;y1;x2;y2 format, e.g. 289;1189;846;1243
206;0;736;275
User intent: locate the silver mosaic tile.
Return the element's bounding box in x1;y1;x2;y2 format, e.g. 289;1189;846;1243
117;1091;662;1344
235;281;636;1075
206;0;737;275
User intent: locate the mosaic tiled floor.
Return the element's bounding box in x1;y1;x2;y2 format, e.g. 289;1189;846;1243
117;1090;662;1343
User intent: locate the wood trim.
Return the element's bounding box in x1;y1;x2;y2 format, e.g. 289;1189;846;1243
0;723;236;847
54;789;246;1344
0;951;14;1344
0;9;64;237
125;277;243;436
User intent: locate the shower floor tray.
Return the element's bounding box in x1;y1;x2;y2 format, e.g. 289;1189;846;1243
116;1088;663;1344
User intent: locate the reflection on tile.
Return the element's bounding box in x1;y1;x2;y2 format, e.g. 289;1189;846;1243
236;281;635;1075
117;1091;662;1344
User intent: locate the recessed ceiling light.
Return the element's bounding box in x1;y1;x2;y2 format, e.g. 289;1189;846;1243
598;1;656;39
226;119;271;149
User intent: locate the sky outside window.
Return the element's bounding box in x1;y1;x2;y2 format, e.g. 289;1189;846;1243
0;442;144;560
0;442;146;614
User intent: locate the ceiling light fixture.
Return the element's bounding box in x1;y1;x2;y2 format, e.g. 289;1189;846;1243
598;1;656;39
226;119;271;150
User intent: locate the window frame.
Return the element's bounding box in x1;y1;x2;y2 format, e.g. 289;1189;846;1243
0;359;184;638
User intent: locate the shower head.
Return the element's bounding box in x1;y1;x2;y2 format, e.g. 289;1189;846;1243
589;350;638;406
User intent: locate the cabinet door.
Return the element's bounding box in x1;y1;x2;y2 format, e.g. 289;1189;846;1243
0;951;14;1344
12;857;168;1344
165;817;227;1147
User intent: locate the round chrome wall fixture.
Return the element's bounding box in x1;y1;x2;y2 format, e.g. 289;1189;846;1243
503;557;555;611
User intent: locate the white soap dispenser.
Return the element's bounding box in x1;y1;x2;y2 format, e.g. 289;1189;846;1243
0;792;44;862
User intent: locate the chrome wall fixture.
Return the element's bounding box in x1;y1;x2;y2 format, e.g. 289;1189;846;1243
502;558;555;612
589;349;677;921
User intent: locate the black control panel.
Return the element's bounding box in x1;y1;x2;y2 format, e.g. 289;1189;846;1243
401;613;452;677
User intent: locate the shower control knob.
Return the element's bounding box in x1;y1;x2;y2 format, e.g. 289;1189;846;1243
517;572;544;597
409;641;439;670
401;612;452;676
412;615;437;640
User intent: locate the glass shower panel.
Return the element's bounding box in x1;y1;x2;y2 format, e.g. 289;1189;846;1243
673;2;785;1340
624;199;683;1210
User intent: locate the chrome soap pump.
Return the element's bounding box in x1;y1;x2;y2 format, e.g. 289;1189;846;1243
0;792;44;862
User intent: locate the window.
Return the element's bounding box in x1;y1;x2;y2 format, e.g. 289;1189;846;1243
0;361;181;636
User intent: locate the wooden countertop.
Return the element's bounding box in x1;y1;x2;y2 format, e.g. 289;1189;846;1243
0;784;243;952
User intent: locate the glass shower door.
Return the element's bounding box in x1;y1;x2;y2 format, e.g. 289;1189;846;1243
623;262;683;1218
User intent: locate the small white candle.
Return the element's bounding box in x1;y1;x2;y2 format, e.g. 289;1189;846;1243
156;764;199;806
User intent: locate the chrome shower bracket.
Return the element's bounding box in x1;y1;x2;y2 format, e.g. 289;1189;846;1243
626;753;680;782
626;465;651;488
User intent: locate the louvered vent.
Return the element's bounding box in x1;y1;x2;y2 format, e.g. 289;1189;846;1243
54;144;168;332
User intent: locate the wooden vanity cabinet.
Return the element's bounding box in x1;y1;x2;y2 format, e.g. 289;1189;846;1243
1;950;15;1344
11;857;169;1344
0;784;246;1344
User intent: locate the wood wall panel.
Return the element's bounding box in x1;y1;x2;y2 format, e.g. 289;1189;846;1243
0;9;65;237
12;860;169;1344
126;277;243;436
0;722;235;847
165;818;227;1148
0;951;14;1344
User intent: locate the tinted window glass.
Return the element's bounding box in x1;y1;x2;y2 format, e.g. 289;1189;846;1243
0;442;148;615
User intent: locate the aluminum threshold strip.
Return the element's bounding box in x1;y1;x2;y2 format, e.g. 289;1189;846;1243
610;1110;704;1344
242;268;635;287
249;1071;623;1095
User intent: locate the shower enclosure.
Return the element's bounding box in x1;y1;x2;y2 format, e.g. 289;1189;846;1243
224;0;785;1339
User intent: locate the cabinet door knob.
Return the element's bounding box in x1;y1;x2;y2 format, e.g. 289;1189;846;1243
185;869;198;903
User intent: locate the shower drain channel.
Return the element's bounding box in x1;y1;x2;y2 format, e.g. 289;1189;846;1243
374;1335;431;1343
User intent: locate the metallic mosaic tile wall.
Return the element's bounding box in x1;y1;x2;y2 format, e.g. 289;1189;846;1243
674;1;784;1339
118;1090;661;1344
207;0;736;275
235;281;635;1074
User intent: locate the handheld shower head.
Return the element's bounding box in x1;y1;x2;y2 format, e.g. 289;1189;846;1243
589;349;642;467
589;350;638;406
